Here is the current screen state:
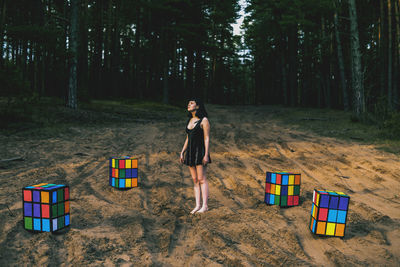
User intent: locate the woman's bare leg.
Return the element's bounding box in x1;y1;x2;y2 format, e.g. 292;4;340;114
196;165;208;213
189;166;201;214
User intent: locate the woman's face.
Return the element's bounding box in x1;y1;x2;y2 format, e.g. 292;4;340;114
187;101;198;112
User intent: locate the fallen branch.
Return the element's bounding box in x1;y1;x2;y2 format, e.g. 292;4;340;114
0;157;24;163
300;117;331;121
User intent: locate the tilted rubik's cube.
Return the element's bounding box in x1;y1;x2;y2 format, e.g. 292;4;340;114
265;171;301;207
23;183;70;232
109;156;138;188
310;189;350;237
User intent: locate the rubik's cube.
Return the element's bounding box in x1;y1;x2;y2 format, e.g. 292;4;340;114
310;189;350;237
109;156;138;188
22;183;70;232
265;171;301;207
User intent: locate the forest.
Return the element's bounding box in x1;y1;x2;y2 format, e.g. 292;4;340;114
0;0;399;122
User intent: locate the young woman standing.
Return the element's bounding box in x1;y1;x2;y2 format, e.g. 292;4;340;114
180;99;211;214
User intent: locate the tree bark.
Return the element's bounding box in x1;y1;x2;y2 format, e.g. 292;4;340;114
388;0;393;109
0;0;6;66
92;0;103;98
78;0;88;100
334;2;349;110
67;0;78;109
380;0;386;97
348;0;365;118
394;0;400;109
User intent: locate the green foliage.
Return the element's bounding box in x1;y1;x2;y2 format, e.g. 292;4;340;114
383;113;400;139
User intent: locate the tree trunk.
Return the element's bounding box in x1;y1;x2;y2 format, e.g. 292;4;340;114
334;3;349;110
394;0;400;109
92;0;103;98
281;49;288;106
380;0;386;97
162;29;169;104
78;0;88;100
0;0;6;66
134;4;143;99
67;0;78;109
388;0;393;109
348;0;365;118
288;28;298;106
186;46;194;97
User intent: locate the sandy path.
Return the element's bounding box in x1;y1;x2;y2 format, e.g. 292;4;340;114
0;105;399;266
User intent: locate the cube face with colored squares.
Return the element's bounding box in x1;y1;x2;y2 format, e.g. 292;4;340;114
22;183;70;232
109;156;138;188
265;171;301;207
309;189;350;237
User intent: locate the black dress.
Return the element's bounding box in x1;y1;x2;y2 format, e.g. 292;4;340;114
184;117;211;166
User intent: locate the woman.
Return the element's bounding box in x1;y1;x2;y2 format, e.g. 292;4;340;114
180;98;211;214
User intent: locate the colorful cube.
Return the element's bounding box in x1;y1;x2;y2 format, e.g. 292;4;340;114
22;183;70;232
265;171;301;207
309;189;350;237
109;156;138;189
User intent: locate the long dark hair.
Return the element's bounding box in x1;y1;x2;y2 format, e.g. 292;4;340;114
187;98;208;119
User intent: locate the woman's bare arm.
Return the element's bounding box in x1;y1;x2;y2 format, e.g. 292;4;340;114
180;135;188;163
202;118;210;164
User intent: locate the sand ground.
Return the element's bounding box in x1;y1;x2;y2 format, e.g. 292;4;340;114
0;105;399;266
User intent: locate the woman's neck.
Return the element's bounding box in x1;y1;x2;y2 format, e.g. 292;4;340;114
191;112;198;119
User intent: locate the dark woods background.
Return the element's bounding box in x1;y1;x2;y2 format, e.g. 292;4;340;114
0;0;399;122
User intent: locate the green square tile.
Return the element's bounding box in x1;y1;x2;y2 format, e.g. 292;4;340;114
281;196;287;206
57;189;64;202
119;169;125;178
58;203;64;216
24;217;32;230
58;217;64;229
52;205;58;218
294;185;300;195
275;195;280;205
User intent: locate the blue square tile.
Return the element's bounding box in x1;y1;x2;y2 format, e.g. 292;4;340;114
42;219;50;232
33;218;41;231
132;169;138;178
281;186;288;195
126;169;132;178
337;210;347;223
65;215;70;226
320;194;330;208
329;196;339;209
269;194;275;204
338;197;349;210
282;175;288;185
328;209;338;222
266;172;271;183
271;173;276;184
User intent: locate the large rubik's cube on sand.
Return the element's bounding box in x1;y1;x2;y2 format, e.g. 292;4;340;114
310;189;350;237
109;156;138;188
265;171;301;207
23;183;70;232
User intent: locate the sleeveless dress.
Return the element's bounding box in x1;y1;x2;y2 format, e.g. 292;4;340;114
184;118;211;166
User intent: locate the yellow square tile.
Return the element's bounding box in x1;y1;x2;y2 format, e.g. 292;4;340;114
289;175;294;185
126;179;132;187
276;185;281;195
126;160;131;168
112;159;116;168
326;223;336;236
288;186;294;196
